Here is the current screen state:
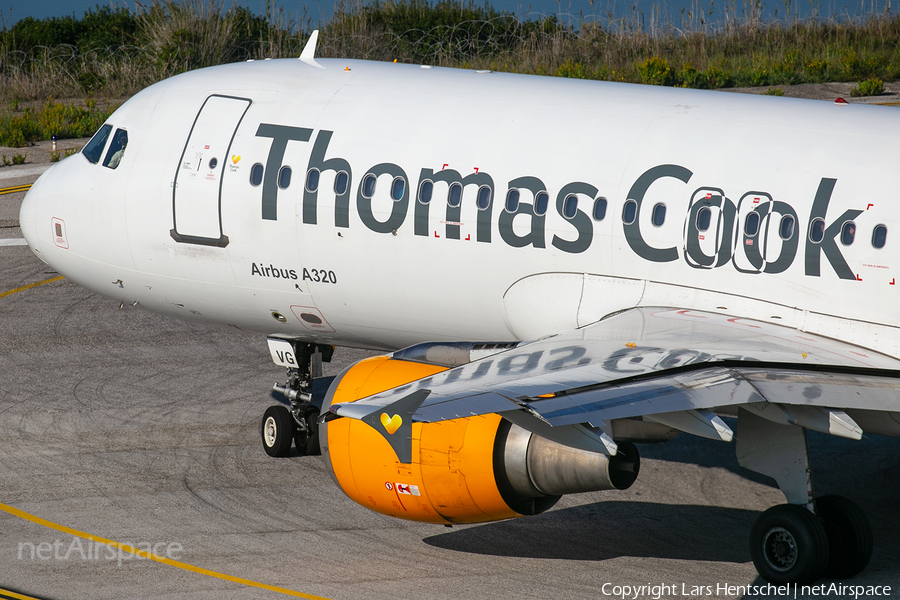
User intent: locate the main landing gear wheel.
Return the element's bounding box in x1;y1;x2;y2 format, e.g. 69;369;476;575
750;504;829;585
261;405;294;457
817;495;874;579
293;408;321;456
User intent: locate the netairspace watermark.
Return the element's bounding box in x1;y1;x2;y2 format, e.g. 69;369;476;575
599;583;893;600
17;537;183;567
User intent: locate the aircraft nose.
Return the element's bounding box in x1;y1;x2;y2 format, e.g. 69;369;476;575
19;172;48;263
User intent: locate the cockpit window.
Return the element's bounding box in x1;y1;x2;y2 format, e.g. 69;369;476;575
102;129;128;169
82;124;112;164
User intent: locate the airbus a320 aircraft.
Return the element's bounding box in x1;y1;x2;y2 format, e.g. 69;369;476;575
19;31;900;585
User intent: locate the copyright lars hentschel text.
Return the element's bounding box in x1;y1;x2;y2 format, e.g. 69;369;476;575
600;583;892;599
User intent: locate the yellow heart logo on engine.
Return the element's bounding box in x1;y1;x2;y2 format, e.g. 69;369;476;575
231;154;241;164
380;413;402;435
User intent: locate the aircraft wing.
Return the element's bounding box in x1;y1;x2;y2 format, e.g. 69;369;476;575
330;307;900;459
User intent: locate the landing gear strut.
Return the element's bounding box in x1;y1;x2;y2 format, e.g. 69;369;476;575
261;340;333;457
737;408;874;583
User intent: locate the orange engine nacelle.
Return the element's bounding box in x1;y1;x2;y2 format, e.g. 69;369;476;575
320;356;639;525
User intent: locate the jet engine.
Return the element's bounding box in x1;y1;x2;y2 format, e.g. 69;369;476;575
320;356;640;524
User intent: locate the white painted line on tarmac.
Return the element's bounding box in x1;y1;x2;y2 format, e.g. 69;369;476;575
0;238;28;246
0;164;53;181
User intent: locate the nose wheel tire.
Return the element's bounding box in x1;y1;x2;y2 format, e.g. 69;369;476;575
261;405;294;457
817;495;873;579
750;503;829;585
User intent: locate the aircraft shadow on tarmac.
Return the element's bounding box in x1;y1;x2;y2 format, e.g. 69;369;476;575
423;500;755;563
636;421;900;498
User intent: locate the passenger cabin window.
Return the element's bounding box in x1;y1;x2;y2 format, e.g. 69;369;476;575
362;174;377;198
334;171;349;195
696;207;711;231
779;215;795;240
418;180;433;204
744;212;761;236
102;128;128;169
278;166;292;189
873;225;888;248
390;177;405;201
622;199;637;224
306;168;320;192
809;218;825;243
82;124;112;164
505;189;520;213
840;221;856;245
534;191;549;215
250;163;264;186
651;203;666;227
563;194;578;219
448;183;462;207
593;197;607;221
477;186;491;210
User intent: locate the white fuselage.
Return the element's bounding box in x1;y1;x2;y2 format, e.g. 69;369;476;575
19;58;900;355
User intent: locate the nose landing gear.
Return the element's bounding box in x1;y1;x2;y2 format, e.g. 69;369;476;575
261;339;333;457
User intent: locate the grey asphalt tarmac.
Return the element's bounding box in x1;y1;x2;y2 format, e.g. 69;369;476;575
1;165;898;600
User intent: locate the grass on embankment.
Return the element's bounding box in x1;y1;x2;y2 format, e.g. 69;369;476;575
1;0;899;146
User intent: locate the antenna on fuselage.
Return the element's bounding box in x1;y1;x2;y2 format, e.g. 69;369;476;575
300;30;323;68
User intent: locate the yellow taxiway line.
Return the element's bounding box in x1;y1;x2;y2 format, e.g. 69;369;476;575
1;274;325;596
0;276;64;300
0;501;332;599
0;184;32;196
0;587;44;600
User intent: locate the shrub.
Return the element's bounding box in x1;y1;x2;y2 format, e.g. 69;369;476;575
638;56;673;86
1;7;139;55
805;59;830;82
555;59;588;79
702;66;733;89
851;78;884;96
841;50;883;80
0;101;114;146
677;63;703;88
0;114;41;147
747;67;771;87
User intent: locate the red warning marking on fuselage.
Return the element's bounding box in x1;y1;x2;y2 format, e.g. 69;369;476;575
474;167;479;173
442;163;449;170
867;203;874;210
890;278;895;285
857;274;863;281
465;234;471;241
727;317;761;328
850;351;868;357
753;197;761;204
434;231;440;238
676;310;706;318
